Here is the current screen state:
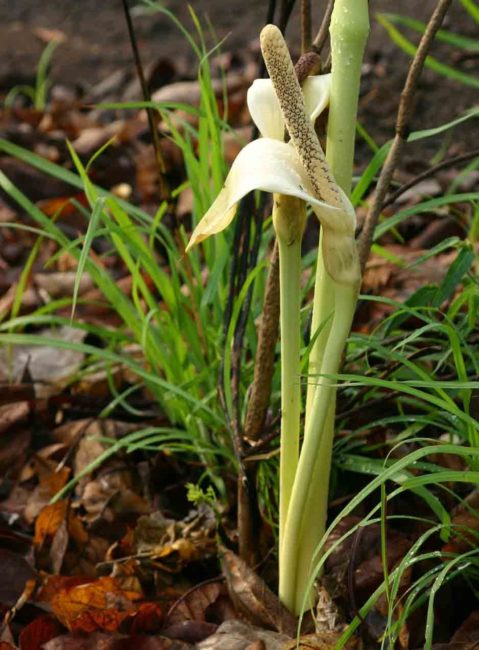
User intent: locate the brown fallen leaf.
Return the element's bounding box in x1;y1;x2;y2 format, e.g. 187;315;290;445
0;549;37;608
221;548;296;637
442;489;479;555
196;619;289;650
282;632;361;649
34;501;69;548
450;610;479;644
162;621;218;644
0;326;86;398
167;581;226;625
38;575;141;632
42;632;193;650
18;614;61;650
0;402;30;436
129;602;164;634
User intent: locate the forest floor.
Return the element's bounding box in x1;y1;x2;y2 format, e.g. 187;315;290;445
0;1;478;649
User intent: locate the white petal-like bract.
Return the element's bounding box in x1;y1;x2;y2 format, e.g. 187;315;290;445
186;138;341;250
247;79;284;140
302;74;331;122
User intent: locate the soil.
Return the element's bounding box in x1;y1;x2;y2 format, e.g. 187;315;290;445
0;0;478;158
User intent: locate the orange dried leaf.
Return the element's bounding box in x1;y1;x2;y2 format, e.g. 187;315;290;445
46;576;141;632
40;468;71;497
34;501;68;548
69;608;130;634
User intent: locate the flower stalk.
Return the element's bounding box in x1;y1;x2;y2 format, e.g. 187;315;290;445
186;0;369;617
292;0;369;615
272;194;306;549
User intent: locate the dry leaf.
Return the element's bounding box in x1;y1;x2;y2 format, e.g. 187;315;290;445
196;619;289;650
38;576;141;632
0;549;37;607
18;615;61;650
221;548;296;637
34;501;68;548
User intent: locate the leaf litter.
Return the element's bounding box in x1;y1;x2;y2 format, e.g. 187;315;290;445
0;3;478;649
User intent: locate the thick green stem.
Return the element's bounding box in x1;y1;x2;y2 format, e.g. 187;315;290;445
326;0;370;196
304;244;333;432
273;194;306;559
306;0;369;424
280;281;358;614
285;0;369;615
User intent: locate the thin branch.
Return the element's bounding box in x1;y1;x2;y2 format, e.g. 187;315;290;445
312;0;334;55
279;0;298;33
121;0;169;200
358;0;453;271
301;0;312;54
382;148;479;209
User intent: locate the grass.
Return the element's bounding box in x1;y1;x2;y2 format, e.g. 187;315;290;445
4;39;62;111
1;2;479;644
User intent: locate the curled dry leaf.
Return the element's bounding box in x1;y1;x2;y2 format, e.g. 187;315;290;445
221;548;296;638
442;489;479;555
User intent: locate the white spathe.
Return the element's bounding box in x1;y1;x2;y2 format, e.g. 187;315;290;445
186;72;356;266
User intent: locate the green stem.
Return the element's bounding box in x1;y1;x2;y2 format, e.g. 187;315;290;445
326;0;370;196
280;281;358;614
306;0;369;426
273;194;306;558
284;0;369;615
304;242;333;432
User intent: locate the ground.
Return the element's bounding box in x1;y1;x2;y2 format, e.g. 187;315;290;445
0;1;478;649
0;0;477;153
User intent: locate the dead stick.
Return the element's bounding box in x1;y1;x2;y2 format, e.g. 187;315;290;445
358;0;453;271
312;0;334;55
301;0;312;54
382;148;479;209
121;0;169;201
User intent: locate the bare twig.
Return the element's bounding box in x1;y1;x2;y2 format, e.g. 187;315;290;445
279;0;298;33
312;0;334;55
358;0;453;271
301;0;312;54
121;0;169;200
382;148;479;209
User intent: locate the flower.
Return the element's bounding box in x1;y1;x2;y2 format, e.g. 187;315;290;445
185;64;358;286
185;74;338;251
